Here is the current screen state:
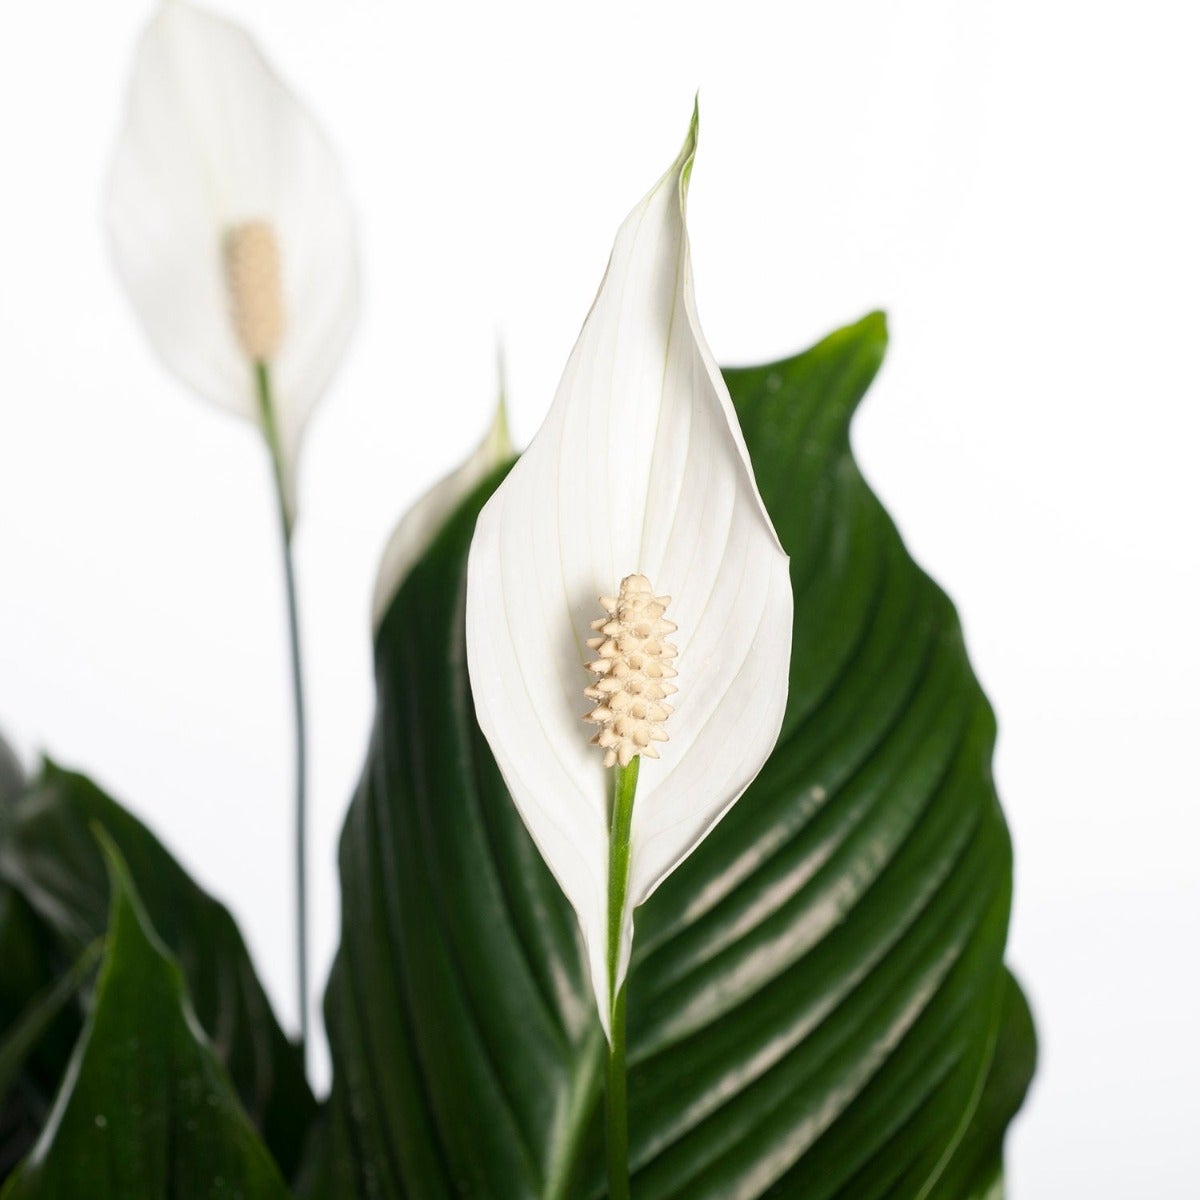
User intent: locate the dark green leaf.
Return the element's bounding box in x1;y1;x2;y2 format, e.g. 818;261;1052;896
926;970;1037;1200
0;733;78;1185
0;889;74;1096
0;764;313;1179
0;938;103;1180
0;941;102;1101
0;888;63;1182
0;735;22;809
322;313;1033;1197
1;833;290;1199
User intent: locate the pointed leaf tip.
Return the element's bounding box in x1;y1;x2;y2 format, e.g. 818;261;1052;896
683;96;700;182
2;832;290;1198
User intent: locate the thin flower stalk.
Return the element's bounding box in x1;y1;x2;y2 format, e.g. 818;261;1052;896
106;0;360;1058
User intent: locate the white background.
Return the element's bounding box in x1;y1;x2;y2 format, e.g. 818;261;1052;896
1;0;1197;1194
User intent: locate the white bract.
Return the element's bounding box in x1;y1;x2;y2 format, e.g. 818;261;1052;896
105;0;359;519
465;114;793;1032
373;400;512;632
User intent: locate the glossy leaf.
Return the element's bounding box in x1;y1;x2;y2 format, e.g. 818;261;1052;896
0;890;70;1184
0;739;77;1184
0;737;21;808
0;942;102;1103
927;970;1036;1200
0;939;103;1182
322;313;1034;1196
1;836;290;1198
0;763;313;1179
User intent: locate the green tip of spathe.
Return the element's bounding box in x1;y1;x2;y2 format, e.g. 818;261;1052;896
677;95;700;198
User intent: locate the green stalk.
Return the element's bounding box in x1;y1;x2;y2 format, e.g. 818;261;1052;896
254;361;309;1058
606;757;639;1200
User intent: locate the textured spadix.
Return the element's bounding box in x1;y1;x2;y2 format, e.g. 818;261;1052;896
583;573;677;769
105;0;359;519
465;113;793;1031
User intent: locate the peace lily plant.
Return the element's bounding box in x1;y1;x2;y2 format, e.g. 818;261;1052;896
0;4;1034;1193
466;110;793;1197
104;0;359;1055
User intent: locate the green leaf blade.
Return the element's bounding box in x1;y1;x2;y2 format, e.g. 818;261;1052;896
322;313;1033;1197
0;941;101;1103
923;970;1037;1200
1;836;289;1199
327;466;590;1199
0;765;313;1180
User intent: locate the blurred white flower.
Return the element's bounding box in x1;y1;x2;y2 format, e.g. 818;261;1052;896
465;113;793;1032
373;398;512;632
105;0;359;520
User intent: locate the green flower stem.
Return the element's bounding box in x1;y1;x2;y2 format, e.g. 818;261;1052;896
606;757;639;1200
254;361;309;1060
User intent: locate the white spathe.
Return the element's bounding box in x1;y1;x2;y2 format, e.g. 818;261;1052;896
465;113;793;1035
105;0;359;520
373;400;513;632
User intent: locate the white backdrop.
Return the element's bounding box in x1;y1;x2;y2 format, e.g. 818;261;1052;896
1;1;1197;1194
